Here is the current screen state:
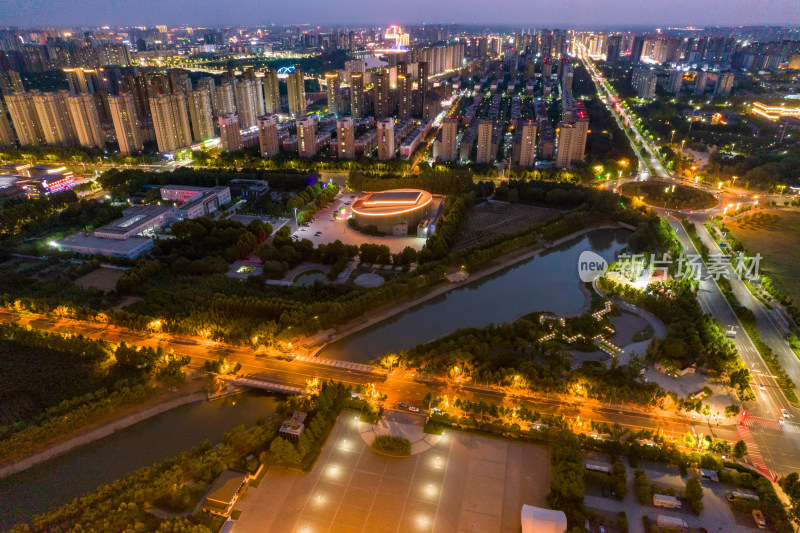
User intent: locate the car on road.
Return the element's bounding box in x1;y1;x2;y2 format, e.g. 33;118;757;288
779;417;784;424
397;402;408;409
408;406;420;412
782;408;790;418
760;384;766;391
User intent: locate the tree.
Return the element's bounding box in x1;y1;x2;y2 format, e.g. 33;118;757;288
611;461;628;500
270;436;301;467
634;469;651;504
733;440;748;459
684;476;704;515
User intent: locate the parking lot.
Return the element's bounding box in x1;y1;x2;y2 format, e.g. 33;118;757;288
583;457;764;533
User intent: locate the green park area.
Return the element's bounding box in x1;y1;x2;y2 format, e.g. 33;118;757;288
724;210;800;304
620;181;718;210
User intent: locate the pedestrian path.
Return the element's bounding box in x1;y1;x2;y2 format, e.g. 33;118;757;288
743;415;800;434
293;354;375;373
737;422;772;479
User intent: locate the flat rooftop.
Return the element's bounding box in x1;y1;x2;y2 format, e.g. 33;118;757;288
56;233;153;254
95;205;174;236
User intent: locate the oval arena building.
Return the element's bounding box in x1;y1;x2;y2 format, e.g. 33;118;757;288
350;189;433;236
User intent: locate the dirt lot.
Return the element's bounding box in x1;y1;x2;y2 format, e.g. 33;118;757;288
724;209;800;303
74;267;124;292
453;201;560;251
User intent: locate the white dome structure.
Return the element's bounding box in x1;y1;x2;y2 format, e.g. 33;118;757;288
520;505;568;533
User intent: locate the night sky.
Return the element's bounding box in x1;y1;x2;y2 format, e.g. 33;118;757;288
2;0;799;28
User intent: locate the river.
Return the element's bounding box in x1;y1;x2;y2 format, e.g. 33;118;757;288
0;392;281;531
321;228;630;362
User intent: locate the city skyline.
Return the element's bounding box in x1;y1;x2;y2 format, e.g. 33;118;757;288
4;0;800;28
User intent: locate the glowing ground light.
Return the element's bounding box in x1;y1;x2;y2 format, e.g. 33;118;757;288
417;515;431;529
424;483;438;499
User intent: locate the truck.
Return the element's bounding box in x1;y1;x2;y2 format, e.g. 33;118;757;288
656;515;688;531
653;494;682;509
752;509;766;529
727;490;760;502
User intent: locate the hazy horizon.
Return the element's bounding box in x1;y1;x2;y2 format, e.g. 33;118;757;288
3;0;800;30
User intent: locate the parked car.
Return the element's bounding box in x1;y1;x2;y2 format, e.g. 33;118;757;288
409;406;420;413
397;402;408;409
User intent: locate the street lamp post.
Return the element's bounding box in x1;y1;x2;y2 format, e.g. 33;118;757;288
671;130;676;145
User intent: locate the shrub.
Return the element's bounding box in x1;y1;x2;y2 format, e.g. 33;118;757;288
371;435;411;456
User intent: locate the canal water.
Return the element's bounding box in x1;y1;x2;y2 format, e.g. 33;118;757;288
321;228;630;362
0;392;281;531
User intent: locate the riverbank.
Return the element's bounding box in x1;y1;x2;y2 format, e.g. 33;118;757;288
0;384;208;478
301;223;625;349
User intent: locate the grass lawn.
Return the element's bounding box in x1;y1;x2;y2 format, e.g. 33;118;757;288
725;210;800;304
620;181;718;210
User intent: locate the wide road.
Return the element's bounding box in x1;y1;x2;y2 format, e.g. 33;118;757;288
666;212;800;475
0;309;743;459
690;215;800;396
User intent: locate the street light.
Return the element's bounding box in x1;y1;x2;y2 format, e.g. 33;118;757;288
670;130;676;145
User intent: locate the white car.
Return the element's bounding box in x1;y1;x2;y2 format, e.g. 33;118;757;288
408;406;420;413
759;384;766;391
782;408;790;418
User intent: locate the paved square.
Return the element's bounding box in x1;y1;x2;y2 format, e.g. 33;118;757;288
232;412;550;533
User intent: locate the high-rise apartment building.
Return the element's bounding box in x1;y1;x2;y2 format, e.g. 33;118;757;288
397;70;412;119
33;90;77;146
5;92;44;146
108;93;143;156
234;79;259;128
120;72;150;119
218;113;241;152
377;118;395;160
187;87;215;141
262;68;281;113
631;67;657;99
555;107;588;168
694;71;708;95
296;115;317;157
66;93;104;149
257;114;280;158
667;69;684;94
326;72;342;116
715;72;734;97
0;100;15;146
512;119;537;167
197;77;217;115
630;36;646;64
149;92;192;153
287;70;306;117
0;71;24;95
214;82;236;116
606;35;621;66
373;70;390;119
350;72;365;119
433;117;458;162
336;116;355;159
476;119;495;163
